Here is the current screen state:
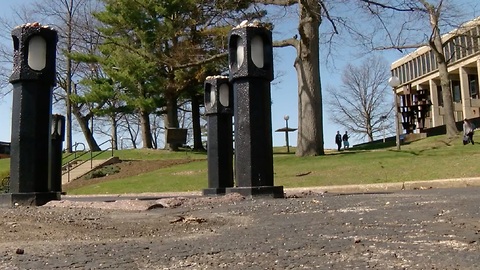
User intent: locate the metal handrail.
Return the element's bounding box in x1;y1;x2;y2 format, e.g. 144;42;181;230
63;139;114;183
62;142;86;166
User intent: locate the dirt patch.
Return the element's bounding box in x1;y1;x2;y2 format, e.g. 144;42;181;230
63;159;199;190
1;188;480;269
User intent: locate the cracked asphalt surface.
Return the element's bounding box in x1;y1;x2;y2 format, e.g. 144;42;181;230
0;187;479;269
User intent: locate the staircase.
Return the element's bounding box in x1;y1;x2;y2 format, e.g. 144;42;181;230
62;157;120;185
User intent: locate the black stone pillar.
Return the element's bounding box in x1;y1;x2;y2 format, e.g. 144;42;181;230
49;114;65;193
0;23;60;207
225;23;283;198
203;76;234;195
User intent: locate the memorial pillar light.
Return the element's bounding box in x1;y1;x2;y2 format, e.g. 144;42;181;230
203;76;234;195
49;114;65;193
226;21;284;198
0;23;60;207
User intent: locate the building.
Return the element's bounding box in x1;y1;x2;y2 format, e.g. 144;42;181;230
0;141;10;159
390;16;480;134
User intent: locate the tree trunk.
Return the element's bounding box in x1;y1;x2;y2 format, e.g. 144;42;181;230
140;110;153;148
191;94;206;151
110;115;118;150
430;18;458;137
294;0;324;156
164;93;180;151
123;115;138;149
72;108;101;152
65;0;74;153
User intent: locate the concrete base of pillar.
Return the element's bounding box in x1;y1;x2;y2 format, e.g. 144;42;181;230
0;192;61;207
226;186;284;198
202;188;227;196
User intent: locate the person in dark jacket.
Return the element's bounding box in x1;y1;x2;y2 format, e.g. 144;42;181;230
335;131;342;151
463;118;475;145
342;131;350;150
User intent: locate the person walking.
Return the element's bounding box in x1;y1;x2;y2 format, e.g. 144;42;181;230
335;131;342;151
342;131;350;150
463;118;475;145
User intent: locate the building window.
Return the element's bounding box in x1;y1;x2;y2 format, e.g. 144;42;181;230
408;61;413;81
470;74;479;99
452;80;461;103
460;35;467;58
425;51;433;72
401;65;407;83
421;54;426;75
444;42;451;61
430;51;437;70
466;31;474;55
413;58;418;79
473;27;479;53
454;37;461;62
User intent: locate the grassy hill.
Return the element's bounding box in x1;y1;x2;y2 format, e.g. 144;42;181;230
1;133;479;194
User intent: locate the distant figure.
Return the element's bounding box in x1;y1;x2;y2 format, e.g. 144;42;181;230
335;131;342;151
463;118;475;145
342;131;350;150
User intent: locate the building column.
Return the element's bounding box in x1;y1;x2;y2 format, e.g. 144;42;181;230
429;79;442;126
460;66;472;119
478;59;480;100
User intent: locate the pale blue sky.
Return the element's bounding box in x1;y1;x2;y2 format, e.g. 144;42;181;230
0;1;477;149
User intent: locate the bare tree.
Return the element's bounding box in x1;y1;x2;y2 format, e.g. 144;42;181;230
252;0;328;156
326;56;393;142
1;0;105;151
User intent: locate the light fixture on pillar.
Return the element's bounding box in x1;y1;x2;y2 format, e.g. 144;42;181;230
388;76;401;150
27;35;47;71
219;83;230;107
251;35;264;68
51;114;65;139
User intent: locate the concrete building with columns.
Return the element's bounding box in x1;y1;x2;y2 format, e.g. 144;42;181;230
390;16;480;134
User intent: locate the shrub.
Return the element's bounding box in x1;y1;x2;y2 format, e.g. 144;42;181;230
84;165;120;180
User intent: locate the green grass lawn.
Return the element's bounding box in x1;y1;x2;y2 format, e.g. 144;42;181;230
2;133;479;194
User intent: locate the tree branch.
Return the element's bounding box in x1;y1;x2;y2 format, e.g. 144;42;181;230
373;43;429;51
273;37;299;49
253;0;297;6
172;52;228;70
359;0;422;12
319;1;338;34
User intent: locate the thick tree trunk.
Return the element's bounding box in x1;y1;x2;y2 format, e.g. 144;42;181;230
72;108;100;152
191;94;206;151
164;93;180;151
431;22;458;137
437;62;458;136
140;110;153;148
294;0;324;156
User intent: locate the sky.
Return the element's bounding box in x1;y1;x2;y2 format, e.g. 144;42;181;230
0;1;477;150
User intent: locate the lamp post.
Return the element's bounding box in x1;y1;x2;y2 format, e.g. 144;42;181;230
0;23;60;207
284;115;290;153
380;115;387;143
388;76;401;150
226;21;283;198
